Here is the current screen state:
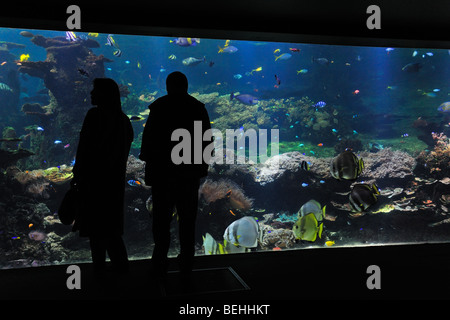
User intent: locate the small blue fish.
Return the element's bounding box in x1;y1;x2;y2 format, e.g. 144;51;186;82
36;126;44;131
233;74;243;79
332;129;338;133
54;140;62;144
127;180;141;187
353;130;358;134
313;101;326;108
298;143;304;147
310;150;315;155
319;180;325;184
301;183;309;187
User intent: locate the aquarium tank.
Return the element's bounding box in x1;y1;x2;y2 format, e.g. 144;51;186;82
0;26;449;269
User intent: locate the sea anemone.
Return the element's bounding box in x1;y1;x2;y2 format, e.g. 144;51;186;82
199;178;253;211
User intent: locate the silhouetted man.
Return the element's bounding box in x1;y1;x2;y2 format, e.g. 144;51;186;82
139;71;212;282
72;78;134;277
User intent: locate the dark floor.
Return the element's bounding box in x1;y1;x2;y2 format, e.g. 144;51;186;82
2;242;450;303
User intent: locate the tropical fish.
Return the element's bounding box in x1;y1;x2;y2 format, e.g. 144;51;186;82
127;180;141;187
113;49;122;57
274;74;281;86
170;37;200;47
65;31;77;42
203;233;224;255
88;33;99;37
20;31;34;38
300;160;310;171
299;199;326;223
168;54;176;60
106;34;119;48
313;101;326;108
292;213;323;242
233;74;243;79
385;47;395;53
289;48;301;52
223;216;260;248
19;54;30;62
412;50;418;57
129;115;145;121
349;183;380;212
182;56;206;66
301;183;309;187
77;68;89;77
402;62;422;72
36;126;44;131
330;150;364;180
218;45;238;53
230;92;258;105
274;53;292;61
296;69;308;74
273;49;280;54
325;241;335;246
137;61;142;69
250;66;262;75
312;57;329;65
54;140;62;144
437;102;450;113
317;143;323;147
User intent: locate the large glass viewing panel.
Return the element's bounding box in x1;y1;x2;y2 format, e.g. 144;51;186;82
0;26;449;269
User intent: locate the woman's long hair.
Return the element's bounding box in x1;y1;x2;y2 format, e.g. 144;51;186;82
93;78;122;112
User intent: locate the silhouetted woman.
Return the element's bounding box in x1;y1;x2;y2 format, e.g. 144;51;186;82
72;78;133;276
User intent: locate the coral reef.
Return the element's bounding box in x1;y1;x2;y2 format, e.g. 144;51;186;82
0;42;21;121
259;224;296;249
18;33;112;167
191;92;348;145
416;132;450;178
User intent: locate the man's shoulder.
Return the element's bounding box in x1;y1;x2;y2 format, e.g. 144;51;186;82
150;94;205;109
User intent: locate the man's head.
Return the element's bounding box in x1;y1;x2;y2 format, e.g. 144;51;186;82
166;71;188;95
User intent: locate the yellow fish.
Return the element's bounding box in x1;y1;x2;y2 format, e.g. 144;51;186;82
20;54;30;62
273;49;280;54
325;240;335;246
224;40;231;47
88;33;99;37
137;61;142;69
292;213;323;242
250;66;262;75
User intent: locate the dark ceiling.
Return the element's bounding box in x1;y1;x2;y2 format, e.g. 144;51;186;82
1;1;449;46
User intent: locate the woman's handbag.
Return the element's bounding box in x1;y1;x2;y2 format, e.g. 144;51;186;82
58;183;81;225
